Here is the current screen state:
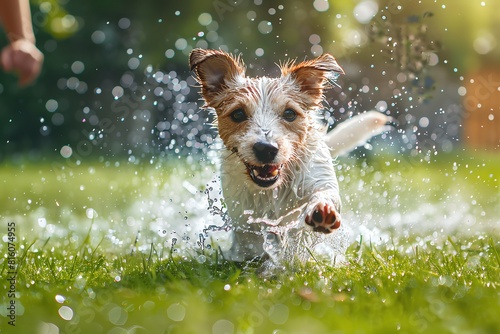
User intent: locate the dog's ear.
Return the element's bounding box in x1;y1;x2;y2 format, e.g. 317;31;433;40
281;53;344;106
189;49;245;105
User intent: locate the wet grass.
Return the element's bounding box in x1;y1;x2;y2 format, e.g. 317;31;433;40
6;232;500;333
0;158;202;220
1;152;500;333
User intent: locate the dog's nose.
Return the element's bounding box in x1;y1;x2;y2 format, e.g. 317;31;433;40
253;141;278;163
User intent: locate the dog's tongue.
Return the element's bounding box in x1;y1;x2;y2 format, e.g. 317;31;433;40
247;164;281;187
255;165;279;178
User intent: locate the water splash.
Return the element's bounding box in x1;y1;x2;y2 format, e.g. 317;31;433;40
203;185;349;269
247;204;349;267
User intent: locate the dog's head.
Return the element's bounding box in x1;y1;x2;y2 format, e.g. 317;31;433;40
190;49;344;189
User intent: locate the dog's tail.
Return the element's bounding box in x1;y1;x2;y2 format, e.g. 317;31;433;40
326;111;396;156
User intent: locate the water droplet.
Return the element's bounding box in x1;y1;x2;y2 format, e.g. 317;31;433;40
246;11;257;21
118;17;131;29
58;306;74;321
91;30;105;44
175;38;188;50
38;218;47;228
55;294;66;303
86;208;97;219
108;306;128;326
212;319;234;334
71;61;85;74
167;303;186;322
112;86;124;99
353;0;378;24
268;303;289;325
45;99;58;112
128;57;140;70
198;13;212;26
313;0;329;12
257;20;273;34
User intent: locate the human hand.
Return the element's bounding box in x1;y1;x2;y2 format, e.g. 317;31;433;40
1;38;44;86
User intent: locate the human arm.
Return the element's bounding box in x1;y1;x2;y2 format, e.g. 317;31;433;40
0;0;44;86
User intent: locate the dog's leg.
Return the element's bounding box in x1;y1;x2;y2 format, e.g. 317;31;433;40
297;141;343;234
304;112;394;232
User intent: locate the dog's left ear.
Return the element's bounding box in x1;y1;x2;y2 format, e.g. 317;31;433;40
281;53;344;106
189;48;245;106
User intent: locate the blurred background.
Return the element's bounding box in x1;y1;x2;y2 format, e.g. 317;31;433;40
1;4;498;331
1;0;499;164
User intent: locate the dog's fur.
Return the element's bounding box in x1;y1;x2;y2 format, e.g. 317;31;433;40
190;49;391;261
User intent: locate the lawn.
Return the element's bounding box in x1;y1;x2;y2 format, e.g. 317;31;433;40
1;152;499;333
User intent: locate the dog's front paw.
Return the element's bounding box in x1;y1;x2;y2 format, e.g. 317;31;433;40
305;203;341;233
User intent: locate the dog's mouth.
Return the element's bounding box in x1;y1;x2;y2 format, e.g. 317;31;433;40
244;163;282;188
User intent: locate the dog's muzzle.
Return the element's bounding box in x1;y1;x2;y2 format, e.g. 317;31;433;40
244;141;281;188
245;163;283;188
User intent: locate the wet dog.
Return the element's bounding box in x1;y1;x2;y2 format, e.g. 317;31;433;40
190;49;391;261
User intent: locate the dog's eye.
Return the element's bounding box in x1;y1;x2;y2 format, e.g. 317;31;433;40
282;109;297;122
230;109;247;123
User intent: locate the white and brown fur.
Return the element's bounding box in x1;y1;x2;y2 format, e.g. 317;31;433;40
190;49;391;261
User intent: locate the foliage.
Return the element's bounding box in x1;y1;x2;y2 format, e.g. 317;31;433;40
1;0;498;160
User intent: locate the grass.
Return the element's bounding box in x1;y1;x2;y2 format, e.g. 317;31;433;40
6;233;500;333
1;152;499;333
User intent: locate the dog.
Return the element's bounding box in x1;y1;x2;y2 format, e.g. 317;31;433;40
189;49;391;261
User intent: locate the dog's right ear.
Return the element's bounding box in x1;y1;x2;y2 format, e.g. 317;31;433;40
189;49;245;105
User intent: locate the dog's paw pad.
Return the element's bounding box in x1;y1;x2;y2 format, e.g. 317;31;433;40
305;203;341;234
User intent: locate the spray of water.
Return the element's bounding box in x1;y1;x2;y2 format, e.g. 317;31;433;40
203;179;350;270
